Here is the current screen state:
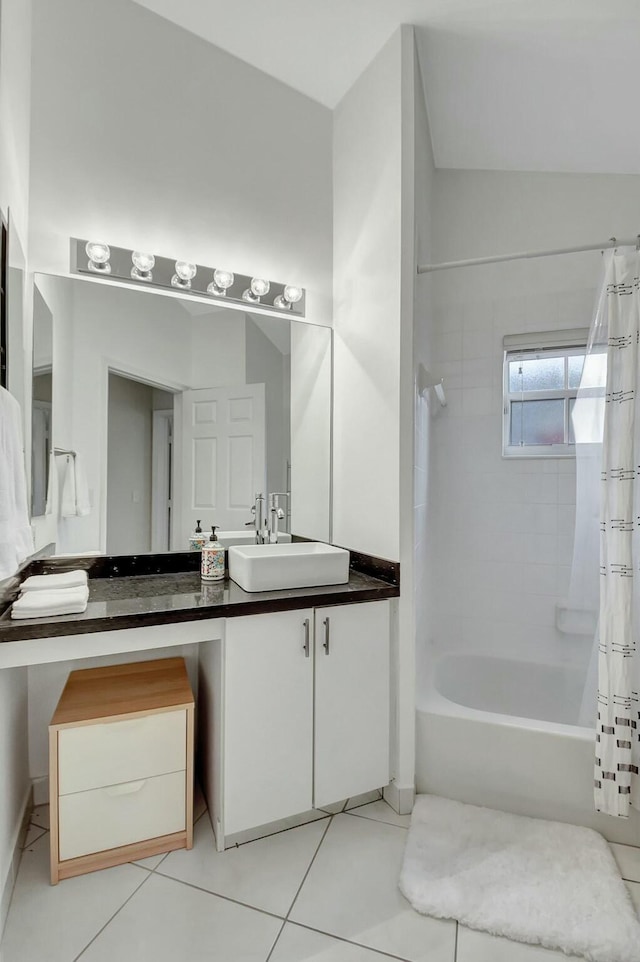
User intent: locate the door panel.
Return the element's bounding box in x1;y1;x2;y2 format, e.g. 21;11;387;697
177;383;265;535
224;610;314;835
314;602;390;808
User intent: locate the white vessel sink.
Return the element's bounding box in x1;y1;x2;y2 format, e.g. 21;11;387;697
228;542;350;592
215;530;292;549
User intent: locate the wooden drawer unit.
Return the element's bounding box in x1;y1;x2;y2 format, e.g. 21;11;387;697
49;657;194;884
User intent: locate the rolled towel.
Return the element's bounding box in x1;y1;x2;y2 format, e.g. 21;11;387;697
11;585;89;619
20;570;88;592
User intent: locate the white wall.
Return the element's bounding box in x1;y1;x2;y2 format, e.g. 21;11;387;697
107;374;154;554
0;0;31;239
245;318;289;503
0;0;32;933
332;27;417;809
290;323;331;542
28;0;332;328
332;31;403;562
426;169;640;677
412;46;437;701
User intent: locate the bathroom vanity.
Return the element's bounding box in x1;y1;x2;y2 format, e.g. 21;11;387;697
0;549;399;853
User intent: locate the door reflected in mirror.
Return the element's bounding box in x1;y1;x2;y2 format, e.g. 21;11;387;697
31;274;331;556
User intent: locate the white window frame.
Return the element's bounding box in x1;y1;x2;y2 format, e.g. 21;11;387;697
502;332;589;459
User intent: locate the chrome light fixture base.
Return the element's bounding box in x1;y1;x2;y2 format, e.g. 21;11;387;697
70;238;306;318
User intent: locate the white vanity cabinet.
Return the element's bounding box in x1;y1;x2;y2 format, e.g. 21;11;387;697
206;600;390;848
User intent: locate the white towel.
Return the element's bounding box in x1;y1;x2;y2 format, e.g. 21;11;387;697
20;570;88;592
60;453;91;518
74;454;91;517
0;387;34;580
11;585;89;619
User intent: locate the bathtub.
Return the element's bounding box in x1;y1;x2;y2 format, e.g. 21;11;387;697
416;652;640;845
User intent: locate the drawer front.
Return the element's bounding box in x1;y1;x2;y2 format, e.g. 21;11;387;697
58;710;186;795
58;770;186;861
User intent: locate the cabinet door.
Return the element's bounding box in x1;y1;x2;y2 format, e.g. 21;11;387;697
314;601;390;808
224;609;314;835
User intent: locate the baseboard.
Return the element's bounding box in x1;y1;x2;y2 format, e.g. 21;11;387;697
383;780;415;816
0;783;33;939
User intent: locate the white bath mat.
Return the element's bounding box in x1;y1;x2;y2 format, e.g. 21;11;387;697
399;795;640;962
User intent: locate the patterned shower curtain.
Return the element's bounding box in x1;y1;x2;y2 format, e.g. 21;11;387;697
596;249;640;817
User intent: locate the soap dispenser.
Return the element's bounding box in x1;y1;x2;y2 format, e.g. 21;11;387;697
189;520;207;551
201;526;225;582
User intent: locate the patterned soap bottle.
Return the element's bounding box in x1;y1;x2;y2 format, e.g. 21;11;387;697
201;526;225;582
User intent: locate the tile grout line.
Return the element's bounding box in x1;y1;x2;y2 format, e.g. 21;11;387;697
152;869;286;922
343;809;409;831
71;867;153;962
283;919;420;962
264;814;335;962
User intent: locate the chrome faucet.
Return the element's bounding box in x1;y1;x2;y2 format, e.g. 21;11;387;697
246;493;268;543
246;491;289;544
268;493;288;544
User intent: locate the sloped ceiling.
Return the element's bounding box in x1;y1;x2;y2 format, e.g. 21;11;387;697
133;0;640;174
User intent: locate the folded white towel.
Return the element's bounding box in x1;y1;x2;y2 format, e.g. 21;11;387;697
11;585;89;619
20;570;88;592
74;453;91;517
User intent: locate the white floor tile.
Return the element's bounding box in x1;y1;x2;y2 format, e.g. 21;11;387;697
611;842;640;883
626;880;640;915
456;926;582;961
78;872;282;962
30;804;50;830
22;823;47;849
0;833;147;962
270;922;398;962
158;810;328;917
346;800;412;829
289;814;456;962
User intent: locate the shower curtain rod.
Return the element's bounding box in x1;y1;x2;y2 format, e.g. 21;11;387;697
417;236;640;274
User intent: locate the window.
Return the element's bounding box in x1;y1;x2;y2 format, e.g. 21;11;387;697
502;329;600;458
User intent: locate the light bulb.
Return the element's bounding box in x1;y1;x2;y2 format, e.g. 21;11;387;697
274;284;303;310
171;261;197;289
207;269;234;296
283;285;302;304
131;251;155;281
85;241;111;273
250;278;270;297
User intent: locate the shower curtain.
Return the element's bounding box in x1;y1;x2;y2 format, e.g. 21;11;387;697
572;248;640;817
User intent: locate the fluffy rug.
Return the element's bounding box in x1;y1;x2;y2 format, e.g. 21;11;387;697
399;795;640;962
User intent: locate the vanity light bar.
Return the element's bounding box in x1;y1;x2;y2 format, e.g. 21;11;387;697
70;238;306;317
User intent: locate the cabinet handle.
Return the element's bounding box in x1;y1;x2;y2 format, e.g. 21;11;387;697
104;779;146;797
303;618;310;657
323;617;330;655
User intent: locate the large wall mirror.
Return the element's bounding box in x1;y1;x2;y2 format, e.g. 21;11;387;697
32;274;331;556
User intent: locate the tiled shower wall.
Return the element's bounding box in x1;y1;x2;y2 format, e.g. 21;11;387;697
428;252;601;672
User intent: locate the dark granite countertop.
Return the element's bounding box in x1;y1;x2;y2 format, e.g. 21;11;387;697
0;549;400;643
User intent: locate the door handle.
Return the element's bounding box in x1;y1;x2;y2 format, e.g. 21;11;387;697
323;617;330;655
303;618;310;657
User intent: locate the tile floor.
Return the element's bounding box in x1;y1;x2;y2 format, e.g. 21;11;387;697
2;792;640;962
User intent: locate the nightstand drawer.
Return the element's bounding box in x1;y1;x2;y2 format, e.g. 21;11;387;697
58;770;186;861
58;709;187;795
